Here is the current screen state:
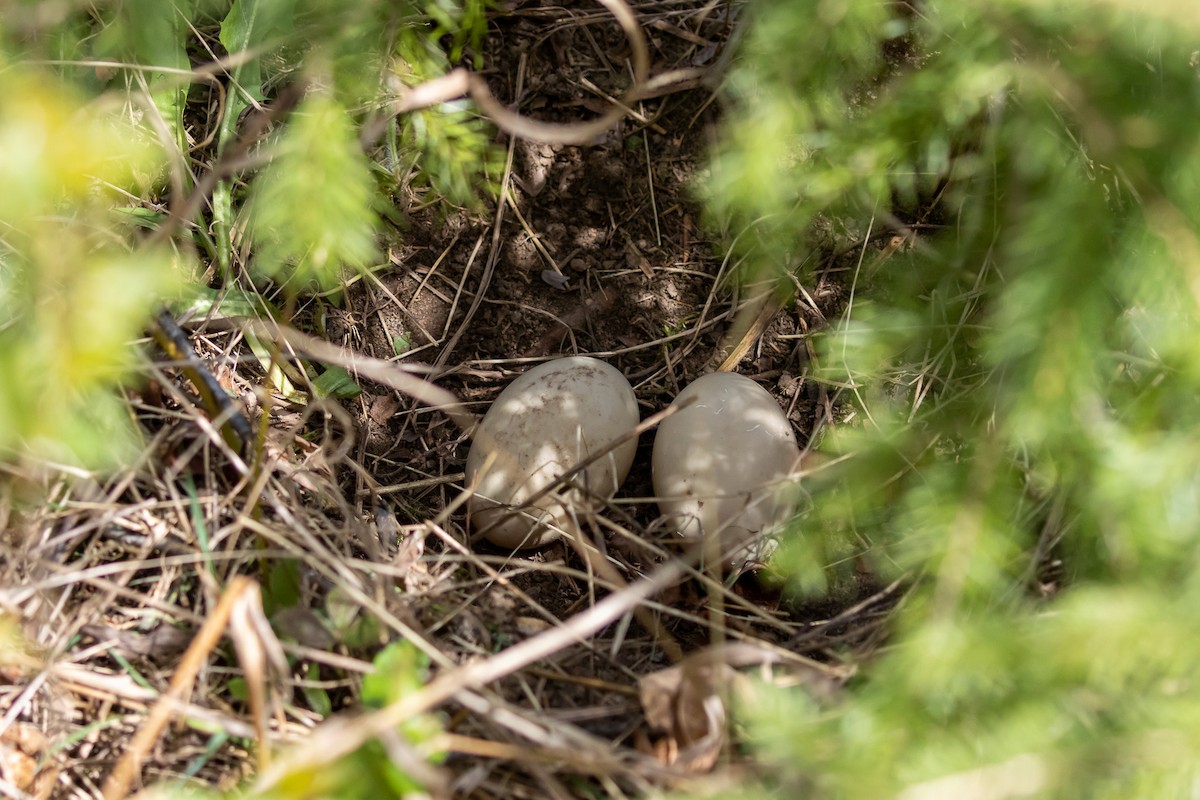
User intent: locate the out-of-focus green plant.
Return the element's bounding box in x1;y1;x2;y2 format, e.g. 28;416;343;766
244;91;379;293
0;1;485;797
254;642;445;800
126;642;443;800
0;68;181;465
213;0;497;282
389;0;501;205
93;0;193;148
708;0;1200;796
0;0;498;466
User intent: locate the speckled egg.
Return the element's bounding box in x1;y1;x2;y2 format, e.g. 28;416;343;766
466;357;639;549
651;372;801;567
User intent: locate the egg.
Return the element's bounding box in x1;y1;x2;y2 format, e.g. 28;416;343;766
466;357;639;549
651;372;801;567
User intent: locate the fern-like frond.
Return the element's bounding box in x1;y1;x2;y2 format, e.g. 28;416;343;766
245;92;380;293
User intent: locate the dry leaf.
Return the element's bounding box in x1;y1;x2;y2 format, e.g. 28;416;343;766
229;582;288;772
81;623;196;664
0;722;59;800
514;616;552;636
367;393;401;426
624;237;654;278
638;643;819;773
639;658;747;772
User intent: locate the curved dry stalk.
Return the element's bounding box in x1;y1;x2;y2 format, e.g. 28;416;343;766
366;0;652;147
467;0;650;145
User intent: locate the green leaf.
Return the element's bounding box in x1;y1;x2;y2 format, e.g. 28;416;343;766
362;641;429;709
219;0;298;107
358;640;445;775
214;0;300;279
182;732;230;779
312;365;362;399
111;206;168;230
340;613;383;650
169;285;281;321
245;330;303;401
264;559;301;617
324;585;361;633
303;663;333;717
226;677;249;703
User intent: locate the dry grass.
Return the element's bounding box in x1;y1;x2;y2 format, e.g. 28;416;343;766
0;3;905;798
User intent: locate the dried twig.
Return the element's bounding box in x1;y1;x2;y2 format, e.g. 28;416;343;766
101;577;262;800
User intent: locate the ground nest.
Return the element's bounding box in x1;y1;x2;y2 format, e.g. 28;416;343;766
0;3;907;798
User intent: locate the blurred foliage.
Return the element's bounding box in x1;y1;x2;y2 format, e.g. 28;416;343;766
0;2;493;795
244;91;379;292
0;67;180;465
390;96;502;207
362;640;445;757
390;0;502;205
131;643;441;800
212;0;497;281
708;0;1200;796
256;642;444;800
94;0;193;147
0;0;495;465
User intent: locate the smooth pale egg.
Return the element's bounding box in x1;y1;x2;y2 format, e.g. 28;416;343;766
652;372;801;567
466;357;639;549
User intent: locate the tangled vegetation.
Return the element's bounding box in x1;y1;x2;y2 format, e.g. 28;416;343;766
3;0;1200;798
